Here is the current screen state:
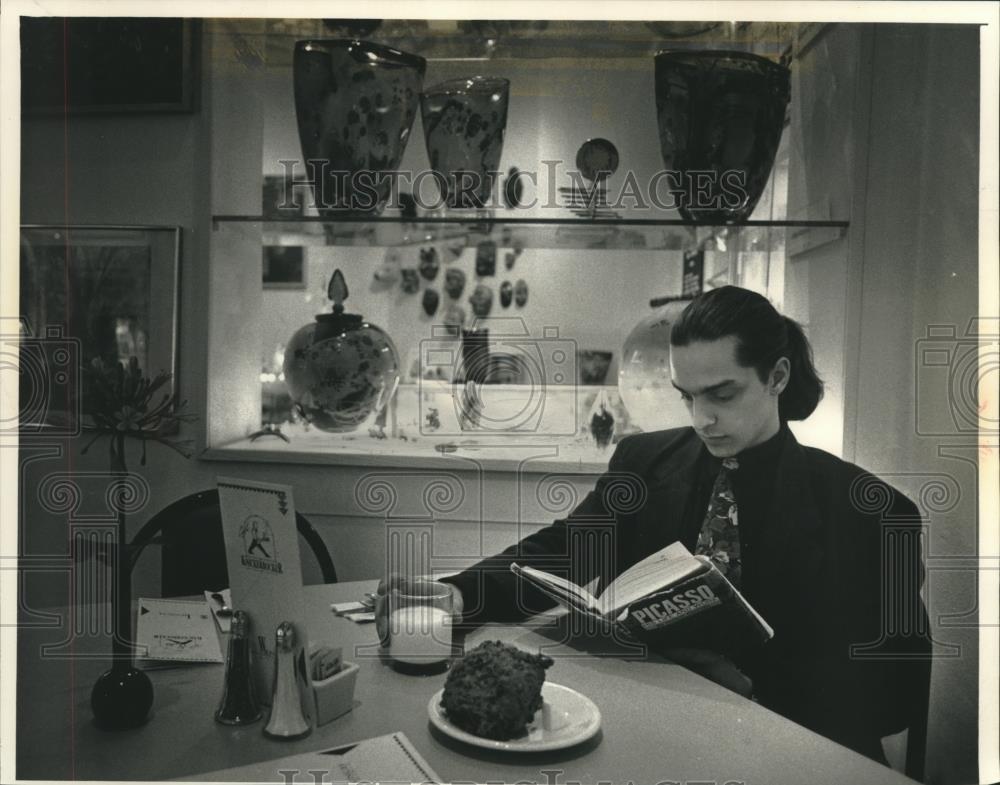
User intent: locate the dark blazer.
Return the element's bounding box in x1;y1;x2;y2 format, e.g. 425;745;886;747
445;426;931;761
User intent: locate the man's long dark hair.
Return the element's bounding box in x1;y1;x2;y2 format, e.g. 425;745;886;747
669;286;824;421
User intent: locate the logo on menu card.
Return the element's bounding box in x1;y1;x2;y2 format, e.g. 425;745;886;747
238;515;284;573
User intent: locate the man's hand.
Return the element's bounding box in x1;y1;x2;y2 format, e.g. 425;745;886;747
661;647;753;698
374;575;464;647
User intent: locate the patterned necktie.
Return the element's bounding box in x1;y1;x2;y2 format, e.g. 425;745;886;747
695;457;741;588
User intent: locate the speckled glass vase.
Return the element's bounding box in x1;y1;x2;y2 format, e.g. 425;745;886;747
420;77;510;209
283;270;400;432
654;51;790;223
293;40;426;218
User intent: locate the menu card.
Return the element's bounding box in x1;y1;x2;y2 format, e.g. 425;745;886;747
217;477;308;701
175;732;441;783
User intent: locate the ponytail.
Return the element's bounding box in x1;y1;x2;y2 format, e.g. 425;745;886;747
670;286;824;421
778;316;824;421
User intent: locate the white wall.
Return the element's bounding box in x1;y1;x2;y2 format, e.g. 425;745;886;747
784;24;865;457
849;24;981;785
785;23;982;783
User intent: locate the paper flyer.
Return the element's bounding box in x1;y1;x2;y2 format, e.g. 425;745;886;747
135;598;223;663
217;477;308;701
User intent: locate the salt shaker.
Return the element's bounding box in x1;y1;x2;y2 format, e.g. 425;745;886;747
215;610;263;725
263;621;312;740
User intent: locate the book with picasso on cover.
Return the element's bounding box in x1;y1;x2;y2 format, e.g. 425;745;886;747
511;542;774;658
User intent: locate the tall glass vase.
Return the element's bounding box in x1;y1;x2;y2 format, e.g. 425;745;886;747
90;433;154;730
420;77;510;209
654;51;790;223
293;39;426;218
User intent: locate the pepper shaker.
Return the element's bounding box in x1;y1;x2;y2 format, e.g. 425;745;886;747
215;610;263;725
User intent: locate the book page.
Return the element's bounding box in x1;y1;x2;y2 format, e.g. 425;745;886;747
596;542;705;616
511;564;601;614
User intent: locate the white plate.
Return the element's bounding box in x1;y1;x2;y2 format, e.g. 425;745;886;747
427;682;602;752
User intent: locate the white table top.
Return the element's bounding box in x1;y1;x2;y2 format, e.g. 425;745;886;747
15;580;917;784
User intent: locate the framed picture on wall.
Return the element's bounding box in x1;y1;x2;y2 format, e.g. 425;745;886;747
262;246;306;290
20;17;199;115
18;225;181;432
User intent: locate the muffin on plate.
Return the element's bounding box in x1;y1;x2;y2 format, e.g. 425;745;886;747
440;640;554;740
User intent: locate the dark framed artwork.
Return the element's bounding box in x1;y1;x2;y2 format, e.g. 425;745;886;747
262;246;306;290
18;226;181;430
20;17;199;115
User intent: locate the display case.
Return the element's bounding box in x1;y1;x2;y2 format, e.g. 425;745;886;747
202;19;849;472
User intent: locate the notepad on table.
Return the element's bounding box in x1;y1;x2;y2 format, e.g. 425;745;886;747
175;731;441;783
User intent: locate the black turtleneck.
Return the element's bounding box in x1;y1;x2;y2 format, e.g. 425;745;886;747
681;421;791;584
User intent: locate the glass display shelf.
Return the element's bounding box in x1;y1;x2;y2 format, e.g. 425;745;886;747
213;214;847;252
203;427;623;475
208;382;638;474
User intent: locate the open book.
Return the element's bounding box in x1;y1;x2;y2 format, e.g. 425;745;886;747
511;542;773;657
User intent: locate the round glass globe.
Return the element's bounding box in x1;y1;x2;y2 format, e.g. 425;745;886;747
283;320;399;433
617;302;692;433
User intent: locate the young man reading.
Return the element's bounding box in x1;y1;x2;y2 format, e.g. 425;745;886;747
381;286;931;764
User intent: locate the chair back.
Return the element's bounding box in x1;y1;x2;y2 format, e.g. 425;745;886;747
132;489;337;596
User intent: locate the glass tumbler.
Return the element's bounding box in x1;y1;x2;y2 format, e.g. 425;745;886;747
383;579;455;675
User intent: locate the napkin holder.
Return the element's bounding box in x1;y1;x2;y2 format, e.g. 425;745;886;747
311;661;358;726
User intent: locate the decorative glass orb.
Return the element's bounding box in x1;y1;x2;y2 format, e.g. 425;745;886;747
617;301;692;433
283;270;399;433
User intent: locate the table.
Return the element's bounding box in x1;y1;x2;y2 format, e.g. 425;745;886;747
16;581;917;784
